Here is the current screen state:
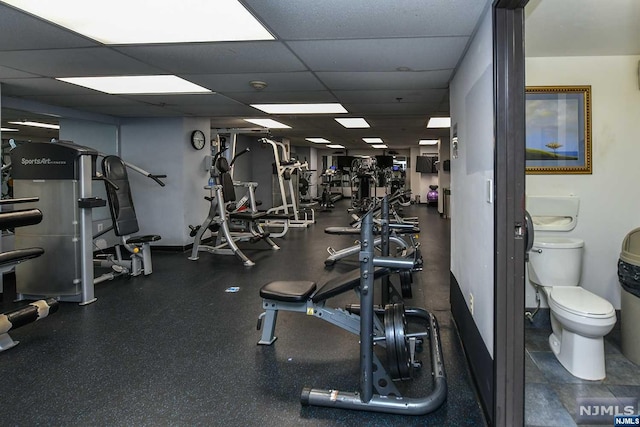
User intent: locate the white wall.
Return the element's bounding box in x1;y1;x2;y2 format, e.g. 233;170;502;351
450;7;495;355
526;55;640;309
120;117;210;247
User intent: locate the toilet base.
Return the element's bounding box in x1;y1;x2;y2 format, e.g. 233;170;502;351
549;330;606;380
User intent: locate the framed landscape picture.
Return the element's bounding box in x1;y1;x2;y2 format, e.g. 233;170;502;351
525;86;592;174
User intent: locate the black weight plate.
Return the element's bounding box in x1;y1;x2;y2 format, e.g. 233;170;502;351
384;304;400;379
400;271;413;299
392;303;411;380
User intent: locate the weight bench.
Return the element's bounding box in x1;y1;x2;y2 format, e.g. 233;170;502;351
256;205;446;415
100;156;161;278
257;267;391;346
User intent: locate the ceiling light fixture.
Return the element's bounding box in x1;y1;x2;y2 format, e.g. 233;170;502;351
327;144;345;149
305;138;331;144
372;144;388;149
8;121;60;130
427;117;451;128
335;118;370;128
419;139;440;145
251;103;348;114
2;0;274;44
363;137;383;144
1;127;19;132
243;118;291;129
57;75;211;94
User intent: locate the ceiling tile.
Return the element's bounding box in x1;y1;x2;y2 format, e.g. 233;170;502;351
288;38;468;72
0;65;38;79
0;4;98;51
115;42;307;74
1;77;100;96
316;70;452;90
0;47;164;77
333;89;447;104
245;0;489;39
224;90;336;104
185;71;325;92
343;102;439;115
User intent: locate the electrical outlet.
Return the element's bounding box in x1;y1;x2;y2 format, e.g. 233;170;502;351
97;223;104;232
469;293;474;315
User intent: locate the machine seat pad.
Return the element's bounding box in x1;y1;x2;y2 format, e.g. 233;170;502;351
312;266;390;303
260;281;317;303
260;212;295;220
126;235;161;244
229;211;267;221
0;247;44;267
324;226;360;235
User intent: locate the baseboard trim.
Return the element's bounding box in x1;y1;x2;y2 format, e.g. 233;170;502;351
450;272;493;425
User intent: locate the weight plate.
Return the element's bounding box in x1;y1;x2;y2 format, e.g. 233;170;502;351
392;303;411;380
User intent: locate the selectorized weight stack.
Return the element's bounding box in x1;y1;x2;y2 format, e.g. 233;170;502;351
11;141;105;305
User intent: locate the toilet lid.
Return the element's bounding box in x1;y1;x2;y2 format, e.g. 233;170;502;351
548;287;615;318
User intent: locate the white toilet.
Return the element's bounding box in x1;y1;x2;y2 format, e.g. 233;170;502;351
527;196;616;381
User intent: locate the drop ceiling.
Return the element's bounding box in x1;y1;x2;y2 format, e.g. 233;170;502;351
2;1;638;148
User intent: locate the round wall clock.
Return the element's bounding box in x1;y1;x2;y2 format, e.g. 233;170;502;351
191;130;206;150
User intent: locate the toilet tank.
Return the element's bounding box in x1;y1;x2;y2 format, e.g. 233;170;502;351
528;237;584;287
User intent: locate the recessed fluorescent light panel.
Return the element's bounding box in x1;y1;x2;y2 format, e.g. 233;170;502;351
57;75;211;95
1;127;19;132
305;138;331;144
335;118;370;128
372;144;388;149
8;121;60;130
327;144;345;149
243;119;291;129
363;138;383;144
427;117;451;128
2;0;274;44
419;139;439;145
251;104;348;114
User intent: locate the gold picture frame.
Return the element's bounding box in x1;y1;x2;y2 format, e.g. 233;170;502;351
525;86;592;174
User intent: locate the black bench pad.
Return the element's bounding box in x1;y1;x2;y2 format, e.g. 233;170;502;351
312;266;390;303
325;226;360;235
229;211;267;221
126;235;161;244
0;247;44;267
260;281;316;303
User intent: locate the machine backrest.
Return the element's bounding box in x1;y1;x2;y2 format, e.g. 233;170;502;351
215;157;236;202
102;155;140;236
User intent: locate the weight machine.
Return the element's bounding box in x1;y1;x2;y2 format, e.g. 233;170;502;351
10;141;165;305
260;138;315;228
188;144;280;267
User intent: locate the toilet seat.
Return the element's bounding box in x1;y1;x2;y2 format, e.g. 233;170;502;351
548;287;615;318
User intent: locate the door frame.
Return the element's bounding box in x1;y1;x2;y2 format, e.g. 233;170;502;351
493;1;528;426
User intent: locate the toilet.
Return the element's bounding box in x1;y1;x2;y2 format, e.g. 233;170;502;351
526;196;616;381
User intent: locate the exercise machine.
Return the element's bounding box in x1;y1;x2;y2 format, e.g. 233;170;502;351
256;204;446;415
260;138;315;228
10;141;165;304
188;146;280;267
93;155;163;282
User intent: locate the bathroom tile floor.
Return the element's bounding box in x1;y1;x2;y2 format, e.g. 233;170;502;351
525;323;640;427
